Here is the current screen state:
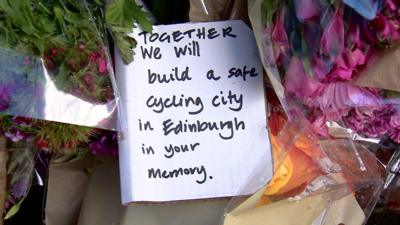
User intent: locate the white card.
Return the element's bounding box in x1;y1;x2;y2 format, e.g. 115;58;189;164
116;20;272;203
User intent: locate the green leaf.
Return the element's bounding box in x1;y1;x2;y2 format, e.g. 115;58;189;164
106;0;152;64
115;33;137;64
261;0;280;27
106;0;152;33
4;198;25;220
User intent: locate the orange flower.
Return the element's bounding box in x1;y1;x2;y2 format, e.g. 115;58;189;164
258;132;324;206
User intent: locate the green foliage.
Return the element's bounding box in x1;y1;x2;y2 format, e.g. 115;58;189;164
261;0;280;27
36;121;95;151
5;198;25;220
4;144;35;220
0;0;96;56
106;0;152;64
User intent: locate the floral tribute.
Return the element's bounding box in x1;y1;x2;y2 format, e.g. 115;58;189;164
0;0;151;220
262;0;400;143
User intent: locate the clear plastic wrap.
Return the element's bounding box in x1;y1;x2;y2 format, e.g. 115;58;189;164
0;0;120;130
223;94;387;224
0;0;129;222
249;0;400;144
220;0;400;224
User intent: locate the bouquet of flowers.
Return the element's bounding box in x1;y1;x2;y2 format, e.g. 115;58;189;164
222;0;400;224
0;0;151;222
258;0;400;143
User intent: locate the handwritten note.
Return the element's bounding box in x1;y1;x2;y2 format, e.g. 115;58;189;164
116;20;272;203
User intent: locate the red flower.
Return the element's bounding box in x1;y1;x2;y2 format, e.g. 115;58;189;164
36;139;49;150
89;52;99;62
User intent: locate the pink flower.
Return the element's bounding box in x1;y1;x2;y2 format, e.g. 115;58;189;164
386;0;400;11
271;11;288;44
326;48;367;81
284;57;322;98
268;9;290;67
312;83;379;120
79;43;86;50
320;4;345;58
370;14;400;41
294;0;319;20
98;59;108;74
84;73;94;91
311;115;328;136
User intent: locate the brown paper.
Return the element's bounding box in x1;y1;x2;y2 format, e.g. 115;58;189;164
77;158;229;225
45;156;96;225
224;187;365;225
0;137;7;225
189;0;249;23
189;0;233;22
355;44;400;92
229;0;249;23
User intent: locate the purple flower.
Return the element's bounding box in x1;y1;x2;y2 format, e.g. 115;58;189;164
344;105;394;138
390;111;400;128
11;177;30;199
389;129;400;143
0;85;11;111
89;131;118;157
4;127;25;142
388;111;400;142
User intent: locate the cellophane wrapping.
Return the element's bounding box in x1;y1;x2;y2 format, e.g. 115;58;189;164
221;0;400;224
0;0;123;221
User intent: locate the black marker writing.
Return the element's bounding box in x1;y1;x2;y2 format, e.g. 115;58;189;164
162;118;245;140
140;46;162;60
206;69;221;81
148;67;191;84
174;41;200;57
141;143;155;155
228;66;258;81
148;165;211;184
137;25;237;44
138;119;154;131
211;90;243;112
164;142;200;159
146;94;204;115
